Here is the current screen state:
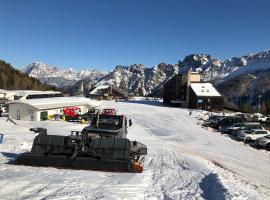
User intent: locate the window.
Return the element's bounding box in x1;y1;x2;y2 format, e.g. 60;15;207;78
26;93;63;99
17;111;20;120
258;131;267;134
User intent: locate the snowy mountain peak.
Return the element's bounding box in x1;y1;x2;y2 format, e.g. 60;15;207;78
22;62;107;88
23;62;59;78
22;49;270;98
96;63;178;95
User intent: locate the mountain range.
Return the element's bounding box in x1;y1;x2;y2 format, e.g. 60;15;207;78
22;49;270;113
22;62;106;88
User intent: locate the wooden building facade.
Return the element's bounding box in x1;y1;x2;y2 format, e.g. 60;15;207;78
189;83;224;110
89;85;127;100
163;70;224;111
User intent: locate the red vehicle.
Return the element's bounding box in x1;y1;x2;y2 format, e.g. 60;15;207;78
101;108;116;116
63;106;82;121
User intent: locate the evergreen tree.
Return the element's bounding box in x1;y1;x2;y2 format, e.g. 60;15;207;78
0;60;57;91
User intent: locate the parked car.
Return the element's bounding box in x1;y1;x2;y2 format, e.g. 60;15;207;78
251;113;268;122
263;117;270;124
255;135;270;148
237;129;270;142
234;113;249;122
82;108;100;121
231;124;264;136
214;116;244;130
52;114;63;121
235;129;252;140
203;115;224;127
221;123;245;134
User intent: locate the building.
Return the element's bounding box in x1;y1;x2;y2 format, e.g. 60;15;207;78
7;97;100;121
189;83;224;110
163;70;223;110
0;90;63;101
89;85;127;100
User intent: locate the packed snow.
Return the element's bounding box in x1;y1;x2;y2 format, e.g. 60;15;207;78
1;100;270;199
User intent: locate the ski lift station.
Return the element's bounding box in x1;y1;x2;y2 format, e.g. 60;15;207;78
7;97;100;121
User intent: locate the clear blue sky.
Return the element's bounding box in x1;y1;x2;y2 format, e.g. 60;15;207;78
0;0;270;71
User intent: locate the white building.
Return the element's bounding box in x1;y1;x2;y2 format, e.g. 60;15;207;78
0;90;63;101
8;97;100;121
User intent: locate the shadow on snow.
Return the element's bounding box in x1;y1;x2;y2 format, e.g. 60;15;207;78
123;100;166;107
199;173;228;200
1;152;20;161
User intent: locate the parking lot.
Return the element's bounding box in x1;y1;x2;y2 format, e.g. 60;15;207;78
200;112;270;151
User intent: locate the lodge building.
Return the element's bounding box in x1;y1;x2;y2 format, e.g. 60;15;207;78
89;85;128;100
163;70;224;111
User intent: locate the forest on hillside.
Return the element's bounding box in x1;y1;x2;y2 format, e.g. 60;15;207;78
0;60;57;91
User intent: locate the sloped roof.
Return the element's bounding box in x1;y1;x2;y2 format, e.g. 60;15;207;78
90;85;127;97
190;83;221;97
90;85;110;95
8;97;100;110
0;90;61;98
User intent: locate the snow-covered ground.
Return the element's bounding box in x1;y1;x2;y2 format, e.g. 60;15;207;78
1;101;270;199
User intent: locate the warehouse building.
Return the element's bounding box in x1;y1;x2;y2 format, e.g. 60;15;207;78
163;70;224;110
8;97;100;121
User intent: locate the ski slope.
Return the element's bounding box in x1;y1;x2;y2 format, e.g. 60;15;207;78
1;100;270;199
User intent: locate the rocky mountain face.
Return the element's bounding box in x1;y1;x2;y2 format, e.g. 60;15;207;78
94;49;270;113
94;52;260;96
22;50;270;113
96;63;178;95
178;54;223;81
23;62;106;88
217;69;270;113
175;50;270;113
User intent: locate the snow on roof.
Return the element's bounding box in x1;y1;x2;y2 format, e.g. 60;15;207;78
8;97;101;110
190;83;221;97
0;90;61;97
90;85;110;95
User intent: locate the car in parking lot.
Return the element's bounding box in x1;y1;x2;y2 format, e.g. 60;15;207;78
251;113;268;123
214;116;244;130
221;123;246;134
255;135;270;148
203;115;224;127
230;123;264;136
237;129;270;142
